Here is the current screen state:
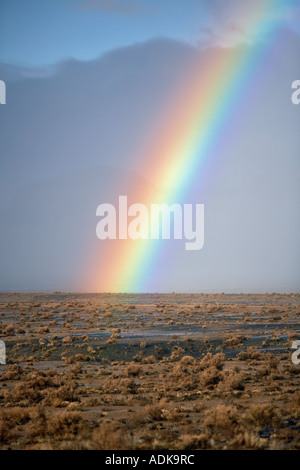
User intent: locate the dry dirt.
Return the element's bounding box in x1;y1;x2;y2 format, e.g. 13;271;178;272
0;292;299;450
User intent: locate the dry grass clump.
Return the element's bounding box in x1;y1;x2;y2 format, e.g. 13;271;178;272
223;335;245;348
166;357;199;391
46;381;79;406
291;391;300;409
70;363;83;376
200;366;222;388
142;355;156;364
0;407;30;443
284;363;300;377
37;326;49;334
199;352;225;371
4;370;79;407
238;346;266;361
6;373;54;405
242;404;282;430
104;311;113;318
4;324;15;336
92;421;133;450
287;392;300;419
254;353;280;379
0;364;23;381
218;369;245;392
74;353;86;362
102;375;138;394
145;398;168;421
25;405;48;438
199;353;225;388
166;353;226;391
61;336;73;344
231;431;267;450
180;355;197;366
203;405;239;438
177;433;212;450
0;406;90;447
123;362;142;377
46;410;86;438
118;378;138;394
170;346;185;362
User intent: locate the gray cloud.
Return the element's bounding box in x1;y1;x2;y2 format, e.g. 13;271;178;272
0;38;196;209
0;33;299;292
200;0;300;47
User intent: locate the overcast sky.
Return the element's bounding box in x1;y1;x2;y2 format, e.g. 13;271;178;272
0;0;299;292
1;0;300;66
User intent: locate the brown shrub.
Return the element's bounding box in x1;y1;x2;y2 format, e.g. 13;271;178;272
218;369;245;392
119;378;138;394
92;421;133;450
75;354;86;362
145;399;168;421
0;364;23;381
287;392;300;419
170;346;185;362
46;411;86;438
26;405;48;438
265;353;280;370
103;376;138;394
255;353;280;378
8;381;43;405
180;355;197;366
200;366;222;388
37;326;49;334
166;362;199;391
0;407;30;443
0;419;11;444
6;370;78;406
203;405;239;437
142;355;156;364
231;431;267;450
70;363;83;376
62;336;73;343
123;362;142;377
223;335;245;348
242;404;282;430
199;352;225;371
46;381;79;405
238;346;265;361
291;391;300;409
177;433;212;450
5;324;15;336
166;353;226;391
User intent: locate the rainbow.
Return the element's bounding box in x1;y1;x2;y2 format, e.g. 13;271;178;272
85;0;287;293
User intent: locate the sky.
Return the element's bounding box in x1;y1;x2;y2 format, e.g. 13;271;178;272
1;0;300;66
0;0;299;292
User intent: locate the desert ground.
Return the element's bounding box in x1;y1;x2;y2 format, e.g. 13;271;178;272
0;292;299;450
